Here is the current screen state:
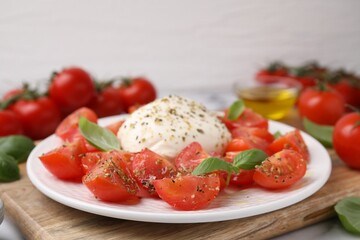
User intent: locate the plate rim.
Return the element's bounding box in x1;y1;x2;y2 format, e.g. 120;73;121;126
26;115;332;223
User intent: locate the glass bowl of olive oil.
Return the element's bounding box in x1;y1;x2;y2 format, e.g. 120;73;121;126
235;80;300;120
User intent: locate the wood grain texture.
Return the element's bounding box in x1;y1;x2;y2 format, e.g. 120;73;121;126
1;110;360;240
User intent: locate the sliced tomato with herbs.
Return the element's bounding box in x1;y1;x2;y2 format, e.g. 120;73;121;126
153;175;221;210
132;148;177;196
174;142;210;173
39;140;87;181
223;152;255;187
267;129;309;161
225;136;270;155
231;127;274;143
55;107;98;141
253;149;307;189
82;152;138;202
222;108;269;131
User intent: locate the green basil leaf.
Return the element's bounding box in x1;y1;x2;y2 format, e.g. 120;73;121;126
273;131;282;139
227;100;245;120
0;135;35;163
192;157;238;185
303;118;333;148
79;117;120;151
0;152;20;182
335;197;360;235
233;149;267;170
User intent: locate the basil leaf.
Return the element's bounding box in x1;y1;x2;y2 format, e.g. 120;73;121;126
303;118;333;148
233;149;267;170
0;152;20;182
227;100;245;120
79;117;120;151
335;197;360;235
273;131;282;139
192;157;238;185
0;135;35;163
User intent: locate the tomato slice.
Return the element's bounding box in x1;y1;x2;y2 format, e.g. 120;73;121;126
174;142;210;173
105;120;124;135
223;151;255;187
39;140;87;181
82;151;138;202
132;148;177;196
267;129;309;161
253;149;307;189
231;127;274;143
225;136;270;155
222;108;269;131
153;175;221;210
55;107;98;141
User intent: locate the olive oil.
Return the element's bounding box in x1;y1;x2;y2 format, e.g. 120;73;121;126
236;85;298;120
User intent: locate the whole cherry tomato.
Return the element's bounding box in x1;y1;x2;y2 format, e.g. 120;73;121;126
298;86;345;125
88;86;125;118
0;110;23;136
118;77;156;111
255;62;288;81
49;67;95;116
329;80;360;109
333;112;360;169
10;97;61;140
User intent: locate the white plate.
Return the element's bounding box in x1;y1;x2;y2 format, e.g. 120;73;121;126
27;115;332;223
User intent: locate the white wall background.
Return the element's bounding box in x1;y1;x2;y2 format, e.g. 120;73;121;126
1;0;360;95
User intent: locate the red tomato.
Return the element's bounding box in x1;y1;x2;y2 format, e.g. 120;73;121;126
174;142;210;173
39;140;87;181
231;127;274;143
49;67;95;116
298;87;345;125
329;80;360;109
132;148;177;196
55;107;98;141
267;129;309;161
255;62;288;81
0;110;23;136
2;88;24;101
82;151;138;202
153;175;221;210
253;149;307;189
333;112;360;169
118;77;156;111
225;135;270;154
222;108;269;131
10;97;61;140
88;86;125;118
223;152;255;187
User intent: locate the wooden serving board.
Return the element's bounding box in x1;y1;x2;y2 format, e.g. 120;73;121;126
1;111;360;240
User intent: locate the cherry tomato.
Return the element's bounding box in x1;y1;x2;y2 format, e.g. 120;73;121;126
253;149;307;189
105;120;124;135
0;110;23;136
333;112;360;169
255;62;288;81
49;67;95;116
153;175;220;210
82;151;138;202
231;127;274;144
223;152;255;187
2;88;24;101
10;97;61;140
222;108;269;131
132;148;177;196
298;87;345;125
174;142;210;173
55;107;98;141
225;137;269;154
267;129;309;161
39;140;87;181
118;77;156;111
88;86;125;118
329;80;360;109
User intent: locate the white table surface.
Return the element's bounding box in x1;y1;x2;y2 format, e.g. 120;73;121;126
0;90;358;240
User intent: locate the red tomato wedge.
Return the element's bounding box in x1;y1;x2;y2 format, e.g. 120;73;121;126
223;151;255;187
174;142;210;173
231;127;274;143
267;129;309;161
82;152;138;202
55;107;98;141
39;140;87;181
153;175;221;210
253;149;307;189
132;148;177;196
222;108;269;131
